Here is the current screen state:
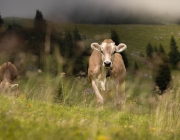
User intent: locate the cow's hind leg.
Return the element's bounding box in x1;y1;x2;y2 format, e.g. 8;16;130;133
115;81;126;107
91;79;104;105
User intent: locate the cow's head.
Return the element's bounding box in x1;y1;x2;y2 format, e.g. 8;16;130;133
0;80;19;92
91;39;127;68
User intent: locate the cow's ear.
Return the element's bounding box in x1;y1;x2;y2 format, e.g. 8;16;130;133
116;43;127;53
91;43;101;51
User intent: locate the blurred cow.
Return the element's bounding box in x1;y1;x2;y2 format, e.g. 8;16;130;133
88;39;127;106
0;62;19;96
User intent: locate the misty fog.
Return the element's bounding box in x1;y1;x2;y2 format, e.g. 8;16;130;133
1;0;180;24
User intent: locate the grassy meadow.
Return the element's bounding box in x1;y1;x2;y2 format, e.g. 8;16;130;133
1;72;180;140
1;18;180;139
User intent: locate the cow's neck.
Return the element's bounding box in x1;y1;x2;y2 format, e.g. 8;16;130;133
101;66;111;78
106;69;111;78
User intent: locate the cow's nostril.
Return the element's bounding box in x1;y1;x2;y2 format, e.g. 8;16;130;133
104;61;111;67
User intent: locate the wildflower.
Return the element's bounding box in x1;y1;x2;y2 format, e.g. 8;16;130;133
151;127;156;131
97;135;110;140
19;94;25;99
27;104;32;107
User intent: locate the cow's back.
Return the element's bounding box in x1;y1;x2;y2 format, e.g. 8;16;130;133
0;62;18;82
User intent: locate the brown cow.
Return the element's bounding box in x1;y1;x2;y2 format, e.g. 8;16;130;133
0;62;19;95
88;39;127;105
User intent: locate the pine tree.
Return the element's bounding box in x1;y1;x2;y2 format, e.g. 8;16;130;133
73;27;81;41
134;61;139;70
111;29;119;44
154;43;171;94
111;29;129;68
154;46;158;52
133;61;139;75
72;27;85;75
34;10;46;34
32;10;47;69
155;65;171;94
158;43;168;63
146;42;153;58
64;31;73;59
139;52;145;57
0;14;4;26
168;36;180;68
158;43;165;53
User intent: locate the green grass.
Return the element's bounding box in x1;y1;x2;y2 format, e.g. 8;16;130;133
51;23;180;58
0;72;180;140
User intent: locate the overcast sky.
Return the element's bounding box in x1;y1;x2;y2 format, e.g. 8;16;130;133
1;0;180;23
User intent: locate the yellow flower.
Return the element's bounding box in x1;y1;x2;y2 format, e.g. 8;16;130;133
27;104;32;107
97;135;110;140
151;127;156;131
19;94;25;99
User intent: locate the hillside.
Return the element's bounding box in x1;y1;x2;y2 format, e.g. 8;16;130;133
3;17;180;55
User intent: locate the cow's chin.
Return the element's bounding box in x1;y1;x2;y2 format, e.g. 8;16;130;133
103;66;112;70
105;66;110;69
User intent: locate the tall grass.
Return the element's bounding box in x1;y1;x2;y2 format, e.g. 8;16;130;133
1;71;180;139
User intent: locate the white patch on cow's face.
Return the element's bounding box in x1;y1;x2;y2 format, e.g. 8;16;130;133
100;42;116;68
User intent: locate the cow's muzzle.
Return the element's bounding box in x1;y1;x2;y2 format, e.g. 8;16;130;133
103;61;112;68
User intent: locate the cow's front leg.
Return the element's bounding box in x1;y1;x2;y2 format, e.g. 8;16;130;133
100;79;106;91
91;80;103;105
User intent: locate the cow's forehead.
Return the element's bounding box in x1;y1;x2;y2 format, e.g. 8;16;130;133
101;42;115;51
103;39;114;43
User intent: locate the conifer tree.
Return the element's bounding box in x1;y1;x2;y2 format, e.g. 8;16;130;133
64;31;73;59
154;46;158;52
111;29;129;68
73;27;81;41
158;43;168;62
0;14;4;26
139;52;145;57
155;65;171;94
31;10;47;69
134;61;139;70
133;61;139;74
111;29;119;44
155;43;171;94
34;10;46;34
72;27;85;75
146;42;153;58
168;36;180;68
61;31;74;75
158;43;165;53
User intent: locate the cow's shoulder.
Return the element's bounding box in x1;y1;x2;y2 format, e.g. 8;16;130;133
111;53;126;76
89;50;102;65
88;50;102;78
